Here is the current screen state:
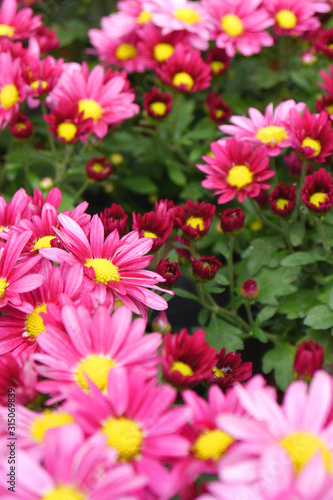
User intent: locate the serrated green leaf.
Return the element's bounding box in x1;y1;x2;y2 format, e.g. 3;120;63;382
173;288;199;302
262;342;295;390
281;252;318;267
206;315;244;351
279;289;317;320
166;164;187;186
242;237;285;275
329;288;333;311
255;305;278;324
255;266;298;306
252;326;268;343
304;305;333;330
289;222;305;247
198;308;210;327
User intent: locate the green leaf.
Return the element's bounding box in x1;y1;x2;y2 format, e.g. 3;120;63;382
173;288;199;302
206;315;244;351
278;289;317;320
255;305;278;324
281;252;318;267
242;236;285;275
329;288;333;311
252;326;268;343
214;271;230;286
213;241;229;260
198;308;210;327
166;164;187;186
120;176;157;194
255;266;298;306
172;98;195;141
289;222;305;247
304;305;333;330
262;342;295;390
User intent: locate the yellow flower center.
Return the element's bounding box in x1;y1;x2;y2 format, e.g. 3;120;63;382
0;24;14;37
280;431;332;473
150;101;167;116
30;411;74;443
58;123;77;142
171;360;194;376
25;303;47;339
154;43;175;62
326;105;333;115
185;216;205;231
227;165;253;189
0;278;8;298
215;110;224;119
250;218;263;231
221;14;244;37
174;8;201;24
85;258;120;284
143;231;157;239
275;9;297;29
0;84;19;109
212;366;226;378
172;72;194;91
92;163;104;173
256;125;287;145
16;122;27;131
192;429;234;460
30;80;48;91
33;235;55;250
302;137;321;156
75;355;115;392
41;486;84;500
309;192;327;207
276;198;289;210
210;61;225;74
115;43;137;61
102;416;143;461
78;99;102;122
137;10;152;24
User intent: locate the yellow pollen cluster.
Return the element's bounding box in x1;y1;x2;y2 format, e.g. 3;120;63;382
0;277;8;298
174;8;201;24
30;80;48;91
33;235;56;250
275;9;297;29
143;230;158;239
309;192;327;207
103;416;143;461
0;24;14;37
116;43;137;61
302;137;321;156
137;10;152;24
0;84;19;109
58;122;77;142
210;61;225;75
16;122;27;131
85;258;120;284
192;429;234;460
25;303;47;339
173;72;194;91
154;43;175;62
212;366;226;378
221;14;243;37
326;105;333;115
75;355;115;392
171;360;194;376
227;165;253;189
276;198;289;210
41;486;84;500
186;216;205;231
280;431;332;473
92;163;104;173
30;410;74;443
78;99;102;122
150;101;167;116
256;125;287;145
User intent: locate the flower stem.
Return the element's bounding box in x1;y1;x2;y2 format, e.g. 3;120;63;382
41;101;56;153
245;301;254;326
315;217;331;255
228;235;235;309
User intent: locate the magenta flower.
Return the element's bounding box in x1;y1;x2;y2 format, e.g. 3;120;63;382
0;0;42;41
264;0;321;37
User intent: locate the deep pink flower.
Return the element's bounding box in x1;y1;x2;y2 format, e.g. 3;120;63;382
301;168;333;214
43;102;93;144
132;210;174;251
206;348;253;388
205;47;231;76
220;207;246;234
263;0;321;37
86;156;113;181
100;203;128;237
294;339;324;380
0;51;28;128
143;86;173;119
156;258;181;288
239;279;259;300
0;0;42;40
9;112;33;139
0;351;38;405
269;182;297;217
206;92;232;124
191;255;222;281
173;200;215;240
32;25;60;53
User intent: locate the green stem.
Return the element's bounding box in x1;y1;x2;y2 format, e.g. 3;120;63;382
228;235;235;309
270;156;278;187
280;219;294;252
41;101;56;153
72;178;90;204
249;198;285;235
54;144;74;185
245;301;254;326
315;217;331;255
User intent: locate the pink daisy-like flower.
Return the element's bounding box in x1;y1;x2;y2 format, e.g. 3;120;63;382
220;100;306;157
0;187;30;237
143;86;173;119
0;351;38;405
318;65;333;95
31;25;60;54
47;62;139;138
263;0;321;37
100;204;128;238
22;55;64;109
0;51;28;129
132;210;174;252
301;168;333;214
39;213;169;317
203;0;274;57
43;102;93;144
0;0;42;40
28;187;62;217
197;138;275;204
35;304;162;402
206;348;253;388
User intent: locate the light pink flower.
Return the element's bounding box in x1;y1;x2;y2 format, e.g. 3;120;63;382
263;0;321;37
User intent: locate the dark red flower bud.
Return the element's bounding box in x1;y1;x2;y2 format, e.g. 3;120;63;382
220;207;245;234
152;311;171;334
206;347;253;388
143;86;173;119
191;255;222;281
86;157;113;181
173;200;215;240
293;340;324;380
156;258;181;288
270;182;297;217
100;203;128;237
240;279;259;300
9;113;33;139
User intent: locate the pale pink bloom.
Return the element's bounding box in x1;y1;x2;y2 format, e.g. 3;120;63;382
221;100;306;156
0;51;28;128
202;0;274;57
307;0;331;12
263;0;320;36
0;188;30;237
0;0;42;40
144;0;212;50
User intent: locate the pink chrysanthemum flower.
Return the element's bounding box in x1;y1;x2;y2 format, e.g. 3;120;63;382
220;100;306;157
301;168;333;214
143;86;173;119
138;24;190;68
28;187;62;217
66;367;191;499
0;51;28;129
100;204;128;238
144;0;211;50
22;55;64;109
197;138;275;204
31;26;60;53
263;0;321;37
173;200;216;240
318;65;333;95
203;0;274;57
47;62;139;138
0;351;38;405
44;102;93;144
35;304;162;402
39;213;169;317
269;182;297;217
132;210;174;251
0;0;42;40
0;187;30;238
206;348;253;388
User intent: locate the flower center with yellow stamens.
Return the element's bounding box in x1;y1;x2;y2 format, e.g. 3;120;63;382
210;61;225;74
33;236;55;250
16;123;27;131
143;231;157;239
102;416;143;461
227;165;253;189
192;429;234;460
137;10;152;24
221;14;243;37
276;198;289;210
171;360;194;376
0;278;8;298
58;123;77;142
30;80;48;91
116;43;137;61
174;8;201;24
42;486;84;500
0;84;19;109
92;163;104;173
275;10;297;29
150;101;167;116
256;125;287;145
309;192;327;207
30;410;74;443
173;72;194;91
154;43;175;62
78;99;102;122
75;355;115;392
302;137;321;156
24;303;47;339
212;366;226;378
0;24;14;37
215;110;224;119
280;431;332;473
186;216;205;231
326;105;333;115
85;258;120;284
